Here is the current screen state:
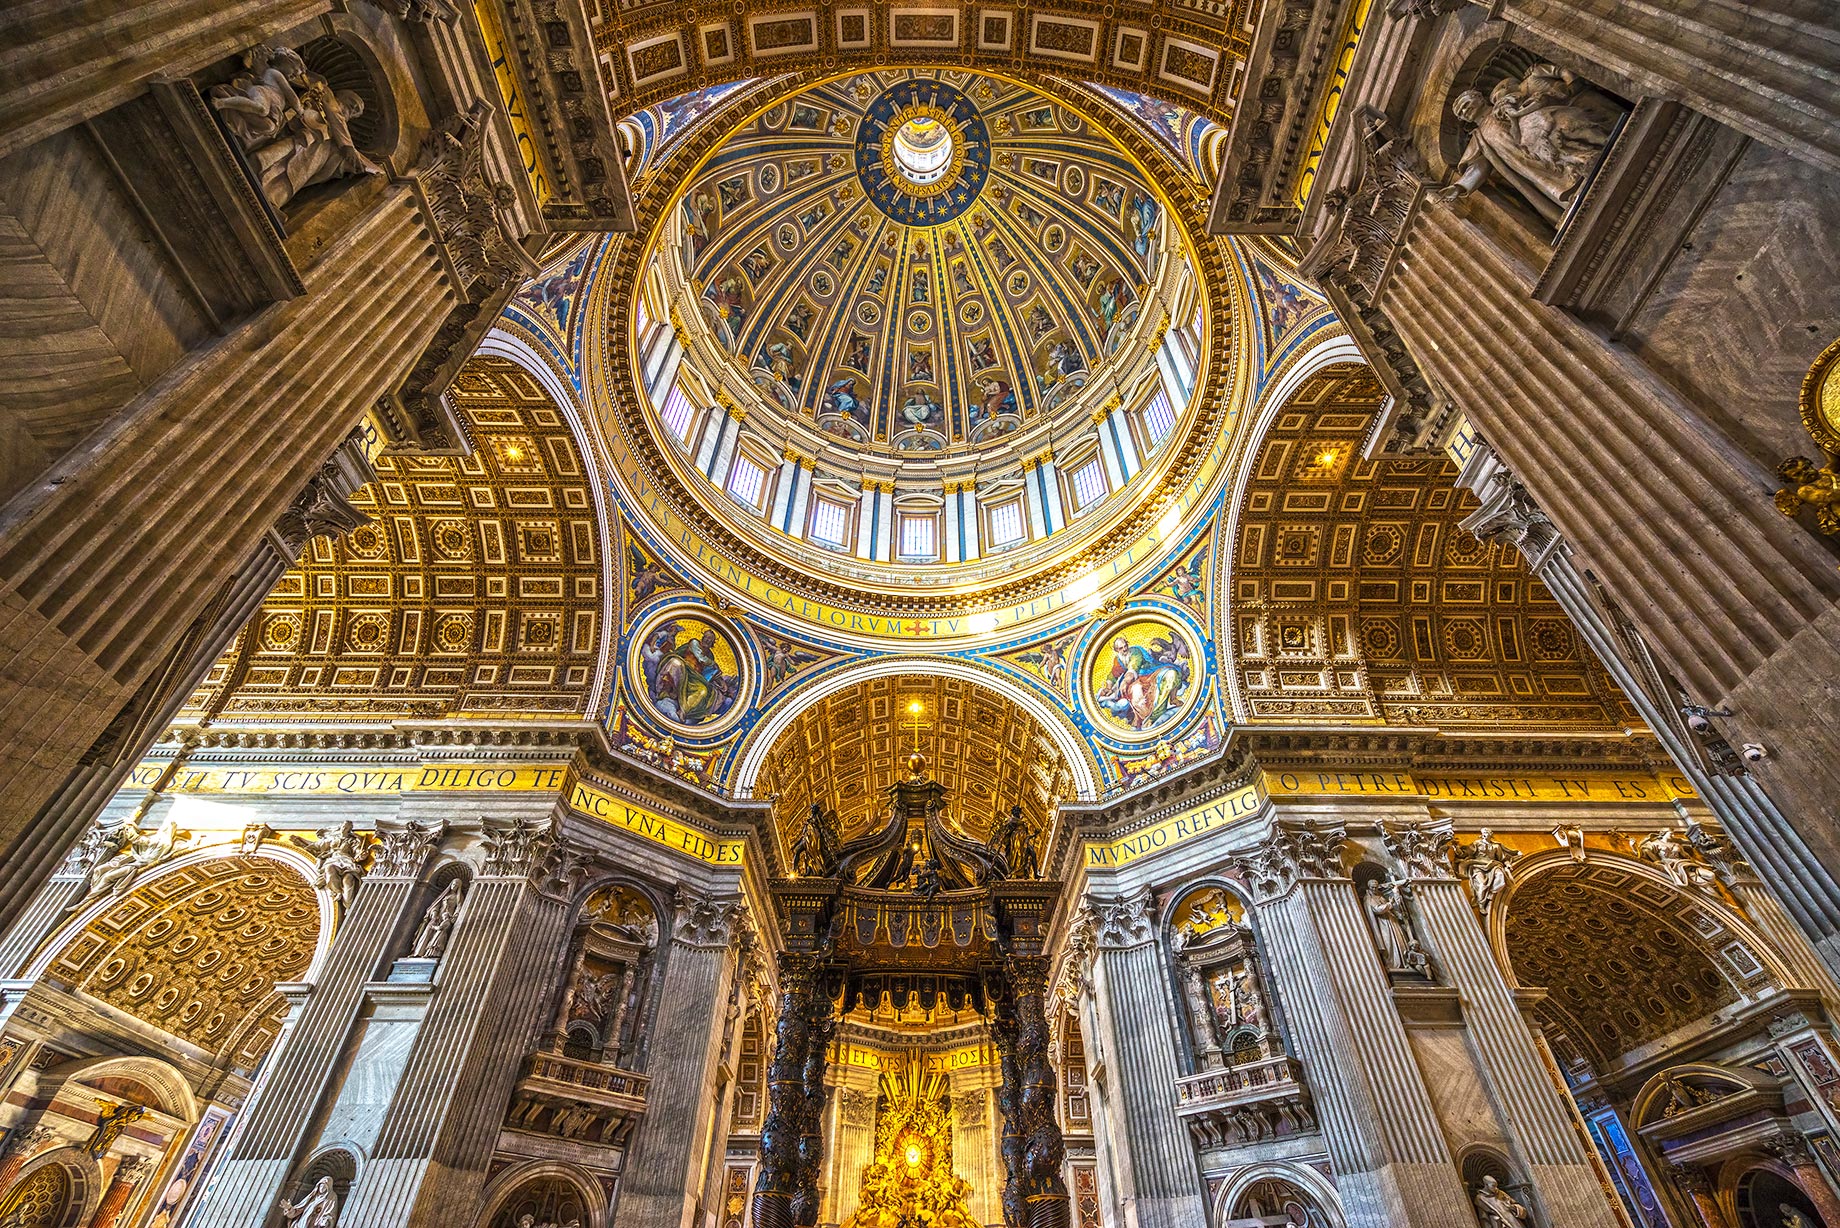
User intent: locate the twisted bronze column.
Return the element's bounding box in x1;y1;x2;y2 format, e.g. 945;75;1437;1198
792;1008;834;1228
990;983;1029;1228
1012;955;1070;1228
753;954;819;1228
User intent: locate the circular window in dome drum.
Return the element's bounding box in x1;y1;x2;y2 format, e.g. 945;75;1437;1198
856;80;988;224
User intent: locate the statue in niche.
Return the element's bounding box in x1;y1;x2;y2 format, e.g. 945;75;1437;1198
279;1175;340;1228
1638;828;1719;891
1440;61;1622;224
409;881;463;960
1454;828;1520;913
291;820;371;911
1363;878;1433;977
210;43;380;210
1471;1175;1528;1228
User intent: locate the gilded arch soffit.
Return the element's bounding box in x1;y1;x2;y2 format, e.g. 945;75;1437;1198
594;3;1258;127
578;67;1259;649
43;857;319;1072
183;357;607;722
1496;860;1755;1072
754;672;1075;846
1222;364;1638;730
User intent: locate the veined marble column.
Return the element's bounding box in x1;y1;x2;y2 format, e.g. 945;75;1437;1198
340;817;580;1227
1383;824;1620;1225
0;1126;58;1193
1239;824;1471;1226
87;1156;153;1228
619;888;743;1228
1081;890;1203;1228
189;821;445;1228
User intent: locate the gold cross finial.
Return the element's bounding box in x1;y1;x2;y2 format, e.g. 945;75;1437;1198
903;698;927;755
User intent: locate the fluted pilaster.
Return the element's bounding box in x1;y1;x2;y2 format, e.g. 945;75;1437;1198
622;890;740;1228
1410;878;1619;1224
341;853;576;1227
188;872;421;1228
1086;892;1202;1228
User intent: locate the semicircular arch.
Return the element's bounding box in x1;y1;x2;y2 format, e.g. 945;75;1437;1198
732;654;1102;822
1487;849;1791;1070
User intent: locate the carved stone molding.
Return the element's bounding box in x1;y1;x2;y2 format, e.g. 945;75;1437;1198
672;887;737;948
1236;824;1349;900
371;819;448;879
1088;889;1156;950
1381;820;1456;880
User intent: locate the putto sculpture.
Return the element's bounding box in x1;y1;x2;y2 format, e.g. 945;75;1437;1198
1440;61;1622;224
210;44;379;210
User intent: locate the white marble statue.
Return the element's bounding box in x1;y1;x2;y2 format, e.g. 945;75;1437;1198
1472;1176;1528;1228
279;1175;340;1228
1639;828;1718;891
291;821;370;911
1440;63;1622;224
210;43;379;210
1551;822;1586;862
1456;829;1521;912
1364;879;1432;976
409;880;463;959
80;817;189;902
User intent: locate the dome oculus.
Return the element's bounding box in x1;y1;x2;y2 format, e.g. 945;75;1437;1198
857;80;987;224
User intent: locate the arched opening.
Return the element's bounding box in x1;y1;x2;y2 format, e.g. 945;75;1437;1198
753;671;1077;854
1223;1173;1339;1226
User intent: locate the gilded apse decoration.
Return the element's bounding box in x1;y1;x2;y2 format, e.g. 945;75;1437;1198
183;357;604;720
843;1060;979;1228
629;605;751;736
1230;365;1636;728
46;857;319;1071
1082;612;1201;739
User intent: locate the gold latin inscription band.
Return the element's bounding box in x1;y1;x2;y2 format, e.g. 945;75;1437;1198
122;760;744;866
1082;770;1698;870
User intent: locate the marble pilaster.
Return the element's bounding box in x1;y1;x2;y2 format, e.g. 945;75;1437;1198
1402;857;1620;1224
1239;825;1471;1226
1458;444;1840;982
1082;890;1204;1228
187;822;442;1228
339;818;579;1227
0;184;452;937
619;888;742;1228
1383;198;1840;884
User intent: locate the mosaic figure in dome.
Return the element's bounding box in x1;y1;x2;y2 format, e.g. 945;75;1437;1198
640;619;740;727
1091;622;1192;733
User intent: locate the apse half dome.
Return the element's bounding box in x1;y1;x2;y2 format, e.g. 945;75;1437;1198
626;70;1215;586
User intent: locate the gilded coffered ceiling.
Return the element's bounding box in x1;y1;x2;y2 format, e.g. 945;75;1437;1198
182;356;607;721
589;2;1258;125
45;857;319;1072
755;674;1071;844
1229;365;1638;728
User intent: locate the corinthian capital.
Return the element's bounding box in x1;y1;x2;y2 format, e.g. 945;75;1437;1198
1236;823;1348;899
271;431;376;557
1382;820;1456;880
1459;470;1562;570
1087;888;1156;950
372;819;447;879
672;887;738;948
